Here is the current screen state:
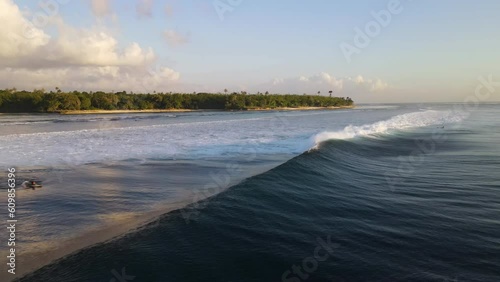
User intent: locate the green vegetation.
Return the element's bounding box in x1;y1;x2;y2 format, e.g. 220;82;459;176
0;88;354;113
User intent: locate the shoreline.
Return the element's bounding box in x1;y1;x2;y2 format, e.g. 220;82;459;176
58;109;198;115
58;106;354;115
245;106;354;112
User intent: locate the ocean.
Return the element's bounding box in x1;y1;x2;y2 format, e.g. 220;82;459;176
0;104;499;281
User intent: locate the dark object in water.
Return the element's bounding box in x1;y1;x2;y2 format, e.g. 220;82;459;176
22;180;43;189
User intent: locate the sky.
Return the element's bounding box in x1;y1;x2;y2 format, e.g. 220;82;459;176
1;0;499;103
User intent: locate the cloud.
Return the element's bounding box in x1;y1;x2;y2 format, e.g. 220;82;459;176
370;79;389;92
353;75;365;84
3;16;155;68
136;0;154;19
164;4;174;17
0;66;180;93
0;0;50;58
273;78;284;85
347;76;389;92
313;72;344;91
90;0;112;18
252;73;389;96
163;29;190;46
0;0;180;92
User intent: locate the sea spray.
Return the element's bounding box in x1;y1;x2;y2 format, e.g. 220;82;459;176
313;110;467;146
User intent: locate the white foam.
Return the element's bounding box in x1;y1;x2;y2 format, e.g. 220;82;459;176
0;109;466;167
0;114;310;167
313;110;466;145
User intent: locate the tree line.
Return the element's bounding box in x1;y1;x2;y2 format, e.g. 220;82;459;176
0;88;354;113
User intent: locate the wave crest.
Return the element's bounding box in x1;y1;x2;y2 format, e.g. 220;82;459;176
313;110;466;145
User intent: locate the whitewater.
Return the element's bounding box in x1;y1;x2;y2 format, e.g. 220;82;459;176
0;106;465;167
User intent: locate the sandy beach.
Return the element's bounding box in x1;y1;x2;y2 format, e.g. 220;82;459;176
58;106;354;115
244;106;354;111
58;109;198;115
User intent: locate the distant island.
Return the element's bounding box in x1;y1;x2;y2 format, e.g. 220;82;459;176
0;88;354;114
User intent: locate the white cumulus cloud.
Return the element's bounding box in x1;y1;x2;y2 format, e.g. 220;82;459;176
0;0;180;92
136;0;154;19
163;29;190;46
90;0;113;18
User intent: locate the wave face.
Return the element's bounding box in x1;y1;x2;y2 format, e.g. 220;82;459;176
17;104;500;282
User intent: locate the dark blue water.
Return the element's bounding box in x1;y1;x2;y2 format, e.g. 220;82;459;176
17;105;500;282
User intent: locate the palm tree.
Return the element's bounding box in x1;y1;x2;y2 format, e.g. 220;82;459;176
224;89;228;95
329;90;333;97
317;91;321;96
